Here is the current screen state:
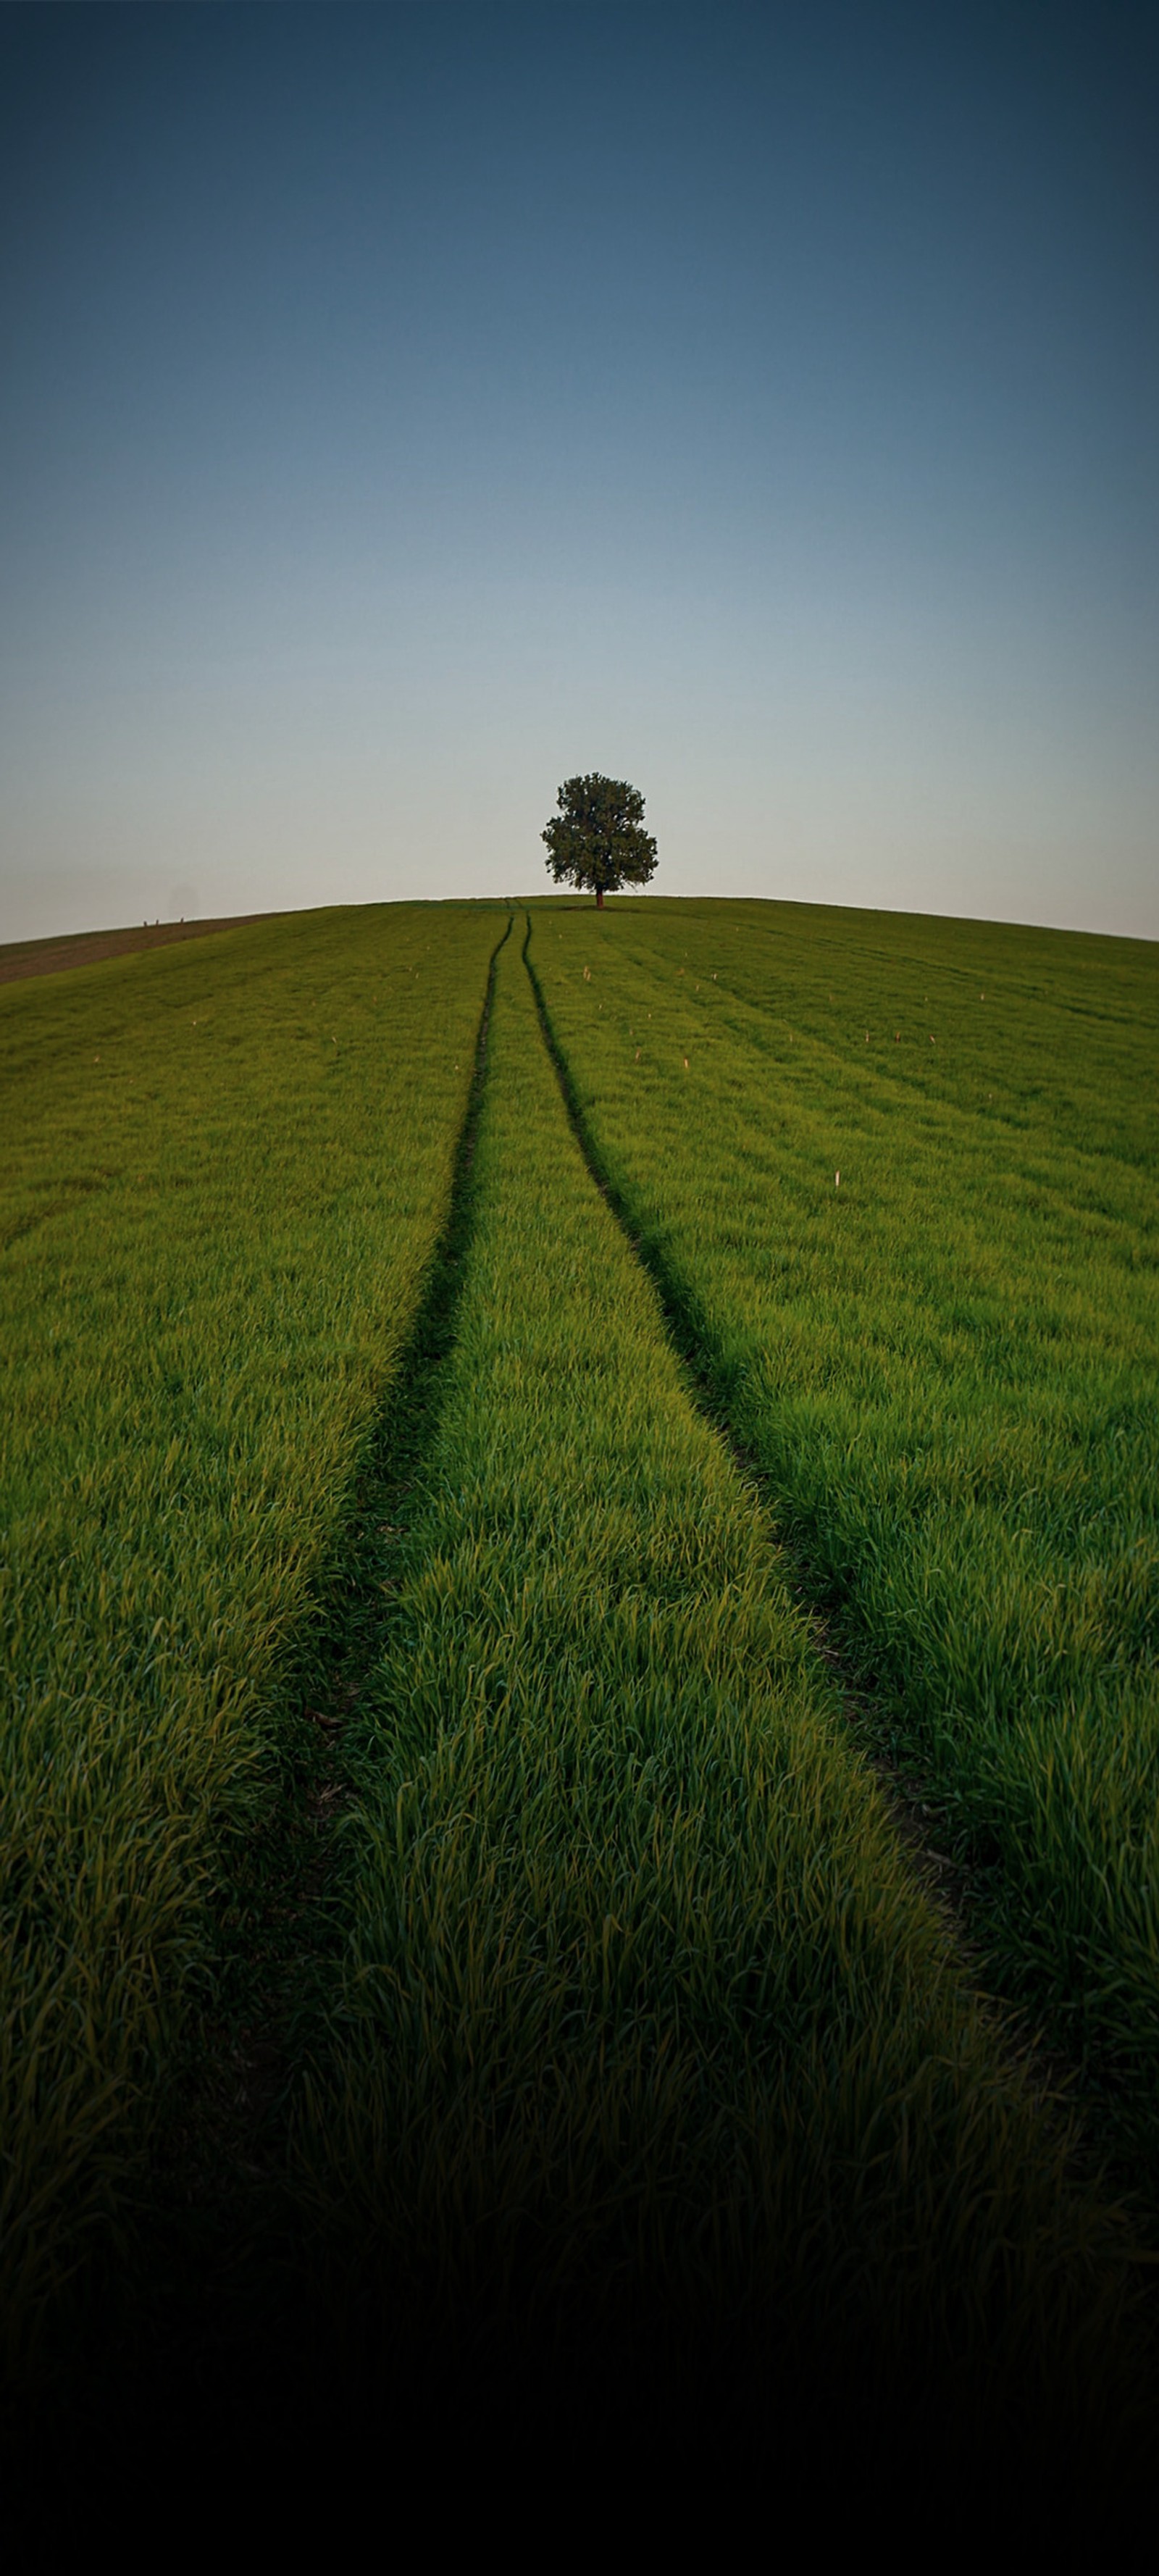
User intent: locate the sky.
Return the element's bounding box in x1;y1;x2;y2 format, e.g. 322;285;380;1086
1;1;1156;942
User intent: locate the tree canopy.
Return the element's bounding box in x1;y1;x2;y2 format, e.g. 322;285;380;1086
542;774;658;908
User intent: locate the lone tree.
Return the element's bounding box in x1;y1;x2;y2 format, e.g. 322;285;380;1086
542;774;658;909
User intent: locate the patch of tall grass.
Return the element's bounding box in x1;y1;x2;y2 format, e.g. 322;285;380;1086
297;921;1146;2466
528;897;1159;2178
0;903;499;2370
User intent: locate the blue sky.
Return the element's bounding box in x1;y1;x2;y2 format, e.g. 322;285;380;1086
2;1;1156;940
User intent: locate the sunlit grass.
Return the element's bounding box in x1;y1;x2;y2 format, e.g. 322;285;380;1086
529;895;1159;2180
0;903;499;2367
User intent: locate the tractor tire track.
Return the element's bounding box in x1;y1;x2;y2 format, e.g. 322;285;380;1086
13;914;515;2524
518;911;1091;2121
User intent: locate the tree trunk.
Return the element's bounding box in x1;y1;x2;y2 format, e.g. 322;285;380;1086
595;887;604;909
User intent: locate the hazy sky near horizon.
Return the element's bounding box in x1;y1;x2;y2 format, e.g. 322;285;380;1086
2;1;1156;942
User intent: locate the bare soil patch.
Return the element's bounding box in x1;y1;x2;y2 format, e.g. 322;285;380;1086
0;913;277;986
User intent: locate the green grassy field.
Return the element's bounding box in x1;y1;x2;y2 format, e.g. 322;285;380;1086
292;919;1147;2464
2;891;1157;2492
527;898;1159;2180
0;903;501;2367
